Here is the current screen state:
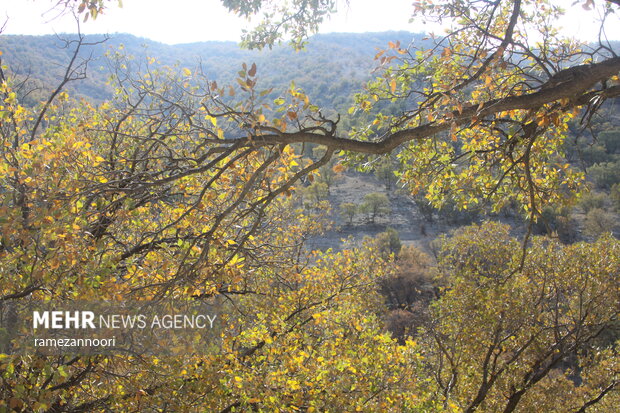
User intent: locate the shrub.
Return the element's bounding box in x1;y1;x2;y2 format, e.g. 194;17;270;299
589;160;620;189
533;206;578;244
379;245;435;310
386;309;425;343
579;191;608;213
374;227;402;257
584;208;616;239
380;245;436;342
611;183;620;213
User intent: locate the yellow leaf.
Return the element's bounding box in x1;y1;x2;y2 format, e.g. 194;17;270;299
390;79;397;93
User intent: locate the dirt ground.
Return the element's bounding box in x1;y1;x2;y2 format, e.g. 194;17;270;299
305;171;472;254
304;170;620;254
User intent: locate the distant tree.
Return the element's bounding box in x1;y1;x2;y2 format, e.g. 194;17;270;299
318;163;336;189
579;191;608;213
412;192;435;223
589;160;620;189
318;160;345;189
598;128;620;155
374;227;402;257
584;208;616;239
359;192;390;224
374;157;398;190
611;183;620;212
339;202;357;225
310;147;343;190
303;181;329;206
581;143;613;166
563;137;612;167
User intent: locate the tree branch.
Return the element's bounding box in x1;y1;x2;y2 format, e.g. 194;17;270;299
242;57;620;154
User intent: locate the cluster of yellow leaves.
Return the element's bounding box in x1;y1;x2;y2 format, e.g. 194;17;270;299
423;222;620;411
0;77;435;411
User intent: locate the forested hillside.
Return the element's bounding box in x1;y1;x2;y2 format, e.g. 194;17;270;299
0;31;422;110
1;1;620;408
1;31;619;248
0;32;620;260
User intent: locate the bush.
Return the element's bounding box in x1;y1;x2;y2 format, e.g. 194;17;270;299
579;191;608;213
611;183;620;213
380;245;436;342
386;309;426;343
533;206;578;243
374;227;402;258
379;245;434;309
589;160;620;189
584;208;616;239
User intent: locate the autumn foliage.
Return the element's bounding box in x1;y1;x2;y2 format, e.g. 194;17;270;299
1;0;620;411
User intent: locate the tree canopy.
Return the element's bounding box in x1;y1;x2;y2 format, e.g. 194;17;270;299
60;0;620;220
1;0;619;411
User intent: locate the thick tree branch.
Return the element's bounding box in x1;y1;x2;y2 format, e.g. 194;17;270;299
245;57;620;154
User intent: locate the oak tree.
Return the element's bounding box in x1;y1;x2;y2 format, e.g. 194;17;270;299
422;222;619;412
1;0;620;411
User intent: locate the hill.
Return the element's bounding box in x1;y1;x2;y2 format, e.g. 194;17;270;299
0;31;424;110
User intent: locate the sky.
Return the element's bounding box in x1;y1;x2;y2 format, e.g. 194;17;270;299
1;0;415;44
1;0;619;45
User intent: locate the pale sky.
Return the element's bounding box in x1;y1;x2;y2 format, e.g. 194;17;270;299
1;0;619;44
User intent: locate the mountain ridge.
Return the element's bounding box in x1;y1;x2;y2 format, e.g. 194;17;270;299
0;31;423;109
